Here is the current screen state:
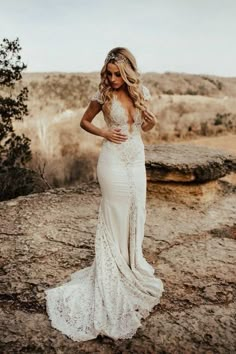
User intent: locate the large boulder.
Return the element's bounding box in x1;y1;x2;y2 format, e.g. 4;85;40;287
145;143;236;182
145;143;236;204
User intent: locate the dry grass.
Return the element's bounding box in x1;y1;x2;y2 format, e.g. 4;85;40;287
145;94;236;144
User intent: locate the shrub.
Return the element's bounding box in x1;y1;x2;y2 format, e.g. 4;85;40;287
0;37;32;169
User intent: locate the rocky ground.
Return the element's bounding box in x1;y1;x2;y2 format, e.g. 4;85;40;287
0;180;236;354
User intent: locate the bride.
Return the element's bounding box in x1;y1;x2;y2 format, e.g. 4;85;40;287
45;47;164;342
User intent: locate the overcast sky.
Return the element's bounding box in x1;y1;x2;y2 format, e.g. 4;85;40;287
0;0;235;76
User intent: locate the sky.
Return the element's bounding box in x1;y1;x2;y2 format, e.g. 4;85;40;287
0;0;236;77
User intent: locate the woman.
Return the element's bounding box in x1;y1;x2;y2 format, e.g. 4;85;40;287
45;47;164;342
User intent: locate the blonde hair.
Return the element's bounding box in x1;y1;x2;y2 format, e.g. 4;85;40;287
98;47;148;116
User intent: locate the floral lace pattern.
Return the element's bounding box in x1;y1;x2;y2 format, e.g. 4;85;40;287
45;85;164;342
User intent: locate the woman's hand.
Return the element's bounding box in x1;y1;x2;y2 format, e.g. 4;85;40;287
142;109;157;125
102;128;128;144
141;110;157;132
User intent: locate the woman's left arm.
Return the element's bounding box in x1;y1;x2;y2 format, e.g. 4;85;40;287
140;85;158;132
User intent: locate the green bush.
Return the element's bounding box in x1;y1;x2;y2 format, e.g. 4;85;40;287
0;37;32;169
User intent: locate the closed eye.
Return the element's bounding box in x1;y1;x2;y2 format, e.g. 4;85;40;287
107;71;121;77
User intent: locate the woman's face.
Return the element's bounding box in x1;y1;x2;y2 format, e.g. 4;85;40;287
106;62;125;89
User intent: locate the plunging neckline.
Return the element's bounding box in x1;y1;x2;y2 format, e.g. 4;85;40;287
112;93;137;126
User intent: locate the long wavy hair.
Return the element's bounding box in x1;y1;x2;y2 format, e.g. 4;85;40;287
98;47;148;117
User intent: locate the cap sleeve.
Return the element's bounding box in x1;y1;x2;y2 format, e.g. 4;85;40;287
142;85;151;101
90;90;104;104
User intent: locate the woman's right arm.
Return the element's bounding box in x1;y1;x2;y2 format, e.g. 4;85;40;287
80;100;106;138
80;100;128;144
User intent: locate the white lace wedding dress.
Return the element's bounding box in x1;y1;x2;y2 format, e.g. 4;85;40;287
45;85;164;341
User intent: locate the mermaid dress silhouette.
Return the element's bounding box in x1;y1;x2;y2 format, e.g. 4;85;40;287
45;85;164;341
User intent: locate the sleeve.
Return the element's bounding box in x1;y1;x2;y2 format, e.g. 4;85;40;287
90;90;104;104
142;85;151;101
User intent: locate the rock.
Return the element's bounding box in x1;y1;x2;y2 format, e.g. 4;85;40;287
145;143;236;205
147;179;220;205
0;182;235;353
145;143;236;182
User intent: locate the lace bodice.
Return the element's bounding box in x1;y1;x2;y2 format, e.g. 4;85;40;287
91;85;151;136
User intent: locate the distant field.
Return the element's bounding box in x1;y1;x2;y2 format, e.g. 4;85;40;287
181;133;236;154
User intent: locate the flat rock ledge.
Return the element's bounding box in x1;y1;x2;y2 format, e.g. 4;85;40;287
145;143;236;204
0;182;236;353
